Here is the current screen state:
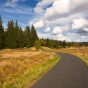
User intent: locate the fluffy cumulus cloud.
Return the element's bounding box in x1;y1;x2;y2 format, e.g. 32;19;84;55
38;32;51;39
52;26;69;35
30;0;88;42
44;0;69;19
45;27;51;33
34;20;45;29
52;26;63;35
34;0;55;14
72;18;88;29
52;34;67;41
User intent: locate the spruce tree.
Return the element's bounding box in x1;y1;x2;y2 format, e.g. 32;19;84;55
30;25;39;47
0;16;4;49
14;20;22;48
14;21;24;48
6;20;16;48
24;26;31;48
18;27;24;48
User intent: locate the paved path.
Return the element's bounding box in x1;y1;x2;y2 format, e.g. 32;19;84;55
32;52;88;88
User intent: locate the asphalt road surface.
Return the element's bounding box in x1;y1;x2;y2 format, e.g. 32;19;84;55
32;52;88;88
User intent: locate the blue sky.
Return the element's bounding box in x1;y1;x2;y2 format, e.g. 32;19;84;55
0;0;88;42
0;0;38;28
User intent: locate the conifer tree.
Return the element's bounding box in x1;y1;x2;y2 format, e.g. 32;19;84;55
14;20;24;48
6;20;16;48
14;20;19;48
30;25;39;47
0;16;4;49
24;26;31;48
18;27;24;48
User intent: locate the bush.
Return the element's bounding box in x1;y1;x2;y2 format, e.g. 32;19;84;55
34;40;41;50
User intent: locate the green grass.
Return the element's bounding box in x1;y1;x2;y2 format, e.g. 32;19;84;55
0;49;60;88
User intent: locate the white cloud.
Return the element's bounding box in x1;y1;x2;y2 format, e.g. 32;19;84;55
44;0;69;19
52;26;64;35
31;0;88;42
72;18;88;29
52;34;67;41
34;0;55;14
38;32;51;39
45;27;51;33
69;0;88;14
52;26;69;35
83;28;88;32
34;20;45;29
52;32;88;42
33;0;88;28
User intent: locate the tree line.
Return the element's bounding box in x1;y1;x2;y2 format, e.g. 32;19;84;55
0;17;38;49
0;16;88;50
38;39;88;49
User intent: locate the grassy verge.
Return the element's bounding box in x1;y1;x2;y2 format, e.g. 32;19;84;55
58;47;88;66
0;49;60;88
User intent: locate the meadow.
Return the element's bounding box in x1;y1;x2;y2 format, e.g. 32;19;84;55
58;47;88;66
0;48;60;88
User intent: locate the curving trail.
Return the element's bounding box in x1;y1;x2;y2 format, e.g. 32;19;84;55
32;52;88;88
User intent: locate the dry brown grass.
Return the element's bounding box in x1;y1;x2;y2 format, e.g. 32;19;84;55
58;47;88;65
0;48;60;88
0;48;41;58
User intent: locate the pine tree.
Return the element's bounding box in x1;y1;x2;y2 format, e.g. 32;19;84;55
6;20;16;48
0;16;5;49
30;25;39;47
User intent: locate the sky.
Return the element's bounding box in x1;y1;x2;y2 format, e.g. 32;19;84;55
0;0;88;42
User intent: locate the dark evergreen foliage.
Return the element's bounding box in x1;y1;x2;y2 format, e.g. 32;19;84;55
0;16;5;49
24;26;31;48
30;25;39;47
6;20;16;48
15;20;20;48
